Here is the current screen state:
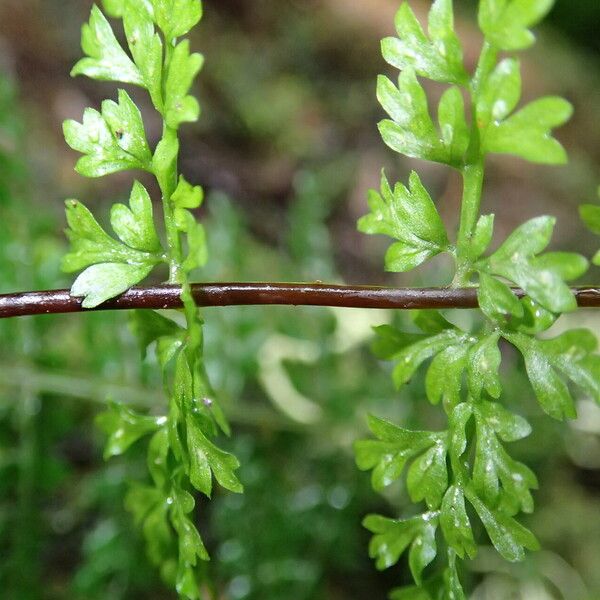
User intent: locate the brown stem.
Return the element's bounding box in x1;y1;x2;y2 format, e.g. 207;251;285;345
1;283;599;319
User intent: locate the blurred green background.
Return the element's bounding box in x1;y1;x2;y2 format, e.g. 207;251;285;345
0;1;599;598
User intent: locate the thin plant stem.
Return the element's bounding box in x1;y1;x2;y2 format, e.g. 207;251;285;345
1;284;600;318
